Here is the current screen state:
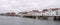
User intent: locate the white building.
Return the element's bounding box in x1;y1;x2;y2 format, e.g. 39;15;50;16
17;8;60;17
32;8;60;16
49;8;60;16
56;8;60;16
42;8;60;16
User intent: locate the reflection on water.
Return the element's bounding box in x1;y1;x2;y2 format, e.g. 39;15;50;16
0;16;60;25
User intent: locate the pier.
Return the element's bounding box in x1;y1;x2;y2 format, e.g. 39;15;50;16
22;15;60;21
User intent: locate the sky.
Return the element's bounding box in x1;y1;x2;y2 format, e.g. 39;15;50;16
0;0;60;13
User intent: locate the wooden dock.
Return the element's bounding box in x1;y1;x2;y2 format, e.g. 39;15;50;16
22;15;60;21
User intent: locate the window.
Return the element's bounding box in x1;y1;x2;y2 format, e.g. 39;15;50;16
56;12;58;15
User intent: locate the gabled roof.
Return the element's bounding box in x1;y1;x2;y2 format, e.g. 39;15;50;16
50;8;60;11
43;9;49;11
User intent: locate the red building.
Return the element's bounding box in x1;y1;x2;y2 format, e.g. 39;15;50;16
32;10;40;13
42;9;49;13
6;12;16;16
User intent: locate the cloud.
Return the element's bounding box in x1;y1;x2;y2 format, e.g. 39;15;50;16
0;0;60;13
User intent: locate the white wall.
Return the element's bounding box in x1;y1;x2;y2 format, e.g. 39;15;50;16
46;10;57;16
32;13;42;16
57;9;60;16
31;9;60;16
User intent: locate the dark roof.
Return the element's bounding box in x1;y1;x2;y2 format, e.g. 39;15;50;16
50;8;59;11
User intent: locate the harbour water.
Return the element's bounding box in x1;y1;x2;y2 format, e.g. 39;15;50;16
0;16;60;25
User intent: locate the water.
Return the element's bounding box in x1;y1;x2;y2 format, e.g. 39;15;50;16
0;16;60;25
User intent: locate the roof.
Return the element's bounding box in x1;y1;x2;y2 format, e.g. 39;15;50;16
43;9;49;11
50;8;60;11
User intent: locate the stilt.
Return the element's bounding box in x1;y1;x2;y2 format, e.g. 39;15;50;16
58;16;60;21
21;15;23;18
59;16;60;21
36;17;39;19
54;16;56;21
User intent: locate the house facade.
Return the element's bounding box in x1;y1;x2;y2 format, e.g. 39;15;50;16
31;8;60;16
6;12;16;16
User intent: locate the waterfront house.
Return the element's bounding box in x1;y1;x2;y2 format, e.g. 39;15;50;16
6;12;16;16
31;8;60;20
